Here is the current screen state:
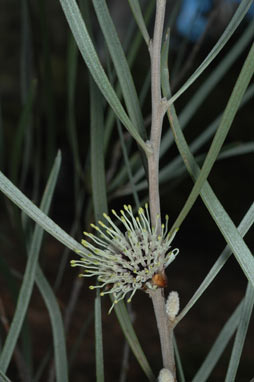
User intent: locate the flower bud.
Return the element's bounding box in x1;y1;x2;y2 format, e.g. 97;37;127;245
158;368;174;382
166;291;180;321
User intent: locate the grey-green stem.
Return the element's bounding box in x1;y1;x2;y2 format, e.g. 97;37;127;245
148;0;167;229
147;0;176;379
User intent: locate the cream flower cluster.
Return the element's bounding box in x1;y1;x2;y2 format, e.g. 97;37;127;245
71;204;179;313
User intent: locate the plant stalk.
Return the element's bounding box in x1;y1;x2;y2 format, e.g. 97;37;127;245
147;0;176;379
148;0;166;229
150;289;176;376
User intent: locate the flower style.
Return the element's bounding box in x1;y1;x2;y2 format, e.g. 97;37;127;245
71;204;179;313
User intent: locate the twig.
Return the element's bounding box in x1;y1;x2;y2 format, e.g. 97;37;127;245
148;0;176;379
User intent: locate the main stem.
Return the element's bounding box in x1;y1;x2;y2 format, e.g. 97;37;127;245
148;0;165;228
148;0;176;378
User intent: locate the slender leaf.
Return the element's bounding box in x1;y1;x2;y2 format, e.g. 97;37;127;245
69;312;93;367
114;301;155;382
128;0;150;46
192;301;243;382
33;351;52;382
218;141;254;159
93;0;146;142
90;78;105;382
0;370;12;382
66;32;82;181
35;266;69;382
173;336;185;382
129;38;254;192
117;120;140;207
103;1;154;154
157;83;254;186
162;38;254;287
171;43;254;233
175;202;254;324
90;80;108;222
225;282;254;382
178;21;254;129
167;0;253;106
0;170;85;254
111;80;254;197
58;0;149;153
0;152;63;373
168;102;254;286
95;292;104;382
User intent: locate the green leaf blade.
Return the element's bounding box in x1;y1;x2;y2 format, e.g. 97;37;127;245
225;283;254;382
0;152;64;374
128;0;150;46
58;0;148;153
93;0;146;142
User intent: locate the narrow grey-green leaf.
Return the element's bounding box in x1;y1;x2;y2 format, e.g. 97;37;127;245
173;336;185;382
90;79;108;222
178;20;254;128
162;39;254;287
0;152;63;373
175;202;254;324
171;43;254;232
157;83;254;188
167;111;254;287
218;142;254;160
103;1;154;154
66;32;82;181
128;0;150;46
0;370;12;382
167;0;253;106
58;0;148;153
90;78;105;382
35;266;69;382
117;120;140;207
192;301;243;382
0;170;85;254
95;291;104;382
114;301;155;381
93;0;146;142
225;282;254;382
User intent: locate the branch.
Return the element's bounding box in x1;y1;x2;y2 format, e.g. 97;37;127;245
147;0;177;380
148;0;167;229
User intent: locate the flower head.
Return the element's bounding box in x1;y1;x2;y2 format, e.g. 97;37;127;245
71;204;179;313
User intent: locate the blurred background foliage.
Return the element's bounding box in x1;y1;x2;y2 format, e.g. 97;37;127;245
0;0;253;381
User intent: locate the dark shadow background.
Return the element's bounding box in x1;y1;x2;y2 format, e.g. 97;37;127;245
0;1;253;381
